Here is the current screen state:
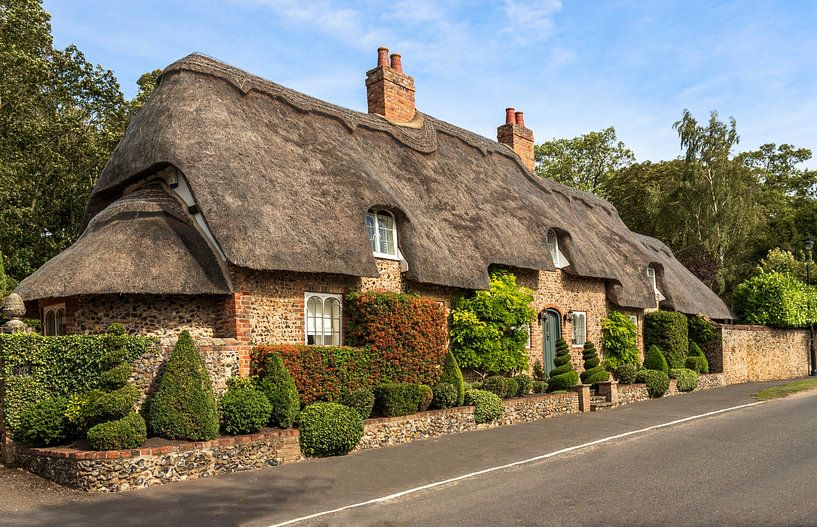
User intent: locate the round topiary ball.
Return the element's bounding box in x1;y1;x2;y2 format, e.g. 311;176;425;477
299;402;364;457
221;386;273;435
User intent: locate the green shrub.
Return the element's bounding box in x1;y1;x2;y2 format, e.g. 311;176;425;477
418;384;433;412
504;377;519;399
86;385;139;427
439;351;465;406
671;368;699;392
148;331;220;441
644;311;688;369
482;376;511;399
432;382;458;409
374;383;422;417
547;339;579;392
65;389;105;432
615;363;639;385
2;376;48;433
580;341;610;385
463;382;473;392
86;412;147;451
532;380;548;393
299;402;364;457
642;345;669;374
685;342;710;374
450;271;534;375
220;386;272;435
100;362;132;391
101;348;130;370
733;272;817;328
255;352;300;428
514;373;533;396
601;311;640;370
340;389;375;419
533;360;547;381
16;397;70;447
636;370;670;398
687;315;717;347
470;381;483;390
464;389;503;424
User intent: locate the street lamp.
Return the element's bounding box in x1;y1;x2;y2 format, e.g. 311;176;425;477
807;239;817;376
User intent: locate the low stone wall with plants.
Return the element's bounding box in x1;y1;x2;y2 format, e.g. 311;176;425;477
616;373;726;406
718;325;810;385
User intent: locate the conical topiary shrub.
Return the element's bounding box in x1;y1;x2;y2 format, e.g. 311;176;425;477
547;339;579;391
685;342;710;374
256;352;300;428
643;345;668;374
148;331;219;441
580;341;610;385
438;350;465;406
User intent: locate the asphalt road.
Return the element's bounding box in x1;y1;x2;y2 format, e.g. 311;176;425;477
3;380;816;527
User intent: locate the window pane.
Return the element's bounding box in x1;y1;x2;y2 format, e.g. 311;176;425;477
377;213;395;255
45;311;56;336
547;230;558;266
56;309;65;336
307;296;323;345
366;213;378;253
327;298;341;346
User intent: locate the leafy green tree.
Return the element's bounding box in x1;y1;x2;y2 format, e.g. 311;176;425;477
755;248;808;282
535;126;634;196
450;270;534;376
600;311;639;370
128;69;162;115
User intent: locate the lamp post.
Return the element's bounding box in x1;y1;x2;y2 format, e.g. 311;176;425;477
807;239;816;376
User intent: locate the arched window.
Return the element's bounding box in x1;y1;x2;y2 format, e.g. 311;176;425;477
43;304;66;336
547;229;570;269
366;210;398;258
305;293;342;345
45;310;56;336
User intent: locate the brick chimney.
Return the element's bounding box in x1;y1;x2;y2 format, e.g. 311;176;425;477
365;47;416;123
497;108;535;171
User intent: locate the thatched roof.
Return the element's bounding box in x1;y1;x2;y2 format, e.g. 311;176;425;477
16;184;231;299
20;53;731;320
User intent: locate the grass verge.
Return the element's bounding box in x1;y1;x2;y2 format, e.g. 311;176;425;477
753;379;817;401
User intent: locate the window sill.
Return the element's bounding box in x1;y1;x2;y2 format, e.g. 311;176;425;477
373;253;401;261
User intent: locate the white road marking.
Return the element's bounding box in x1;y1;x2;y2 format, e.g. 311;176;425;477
269;400;765;526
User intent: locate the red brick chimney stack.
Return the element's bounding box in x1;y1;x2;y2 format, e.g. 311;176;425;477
497;108;535;172
366;47;416;123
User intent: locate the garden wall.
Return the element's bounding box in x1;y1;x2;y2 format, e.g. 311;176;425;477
716;325;810;385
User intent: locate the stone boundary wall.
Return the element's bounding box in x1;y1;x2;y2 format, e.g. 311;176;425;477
717;325;810;385
616;373;725;406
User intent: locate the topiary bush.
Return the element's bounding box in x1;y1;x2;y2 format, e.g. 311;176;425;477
100;362;132;391
16;397;70;447
464;389;503;424
685;342;710;374
644;311;689;369
580;341;610;385
65;389;105;433
148;331;220;441
547;339;579;392
643;345;669;374
432;382;458;409
418;384;433;412
615;363;639;385
504;377;519;399
636;370;670;398
87;412;147;451
220;386;272;435
482;376;510;399
374;383;422;417
514;373;533;396
299;402;364;457
340;389;375;419
601;311;640;370
85;385;139;427
255;352;300;429
670;368;699;392
533;360;547;382
438;350;465;406
532;380;548;394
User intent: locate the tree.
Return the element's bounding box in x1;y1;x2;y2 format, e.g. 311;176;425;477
128;69;162;115
535;126;634;196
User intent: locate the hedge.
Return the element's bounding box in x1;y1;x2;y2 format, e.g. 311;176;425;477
644;311;688;369
432;382;457;409
615;363;638;385
464;389;503;423
643;345;669;374
514;373;533;396
16;397;69;446
669;368;699;392
299;402;364;457
340;389;375;419
0;330;154;435
733;272;817;328
87;412;147;451
220;386;272;435
636;370;670;398
601;311;640;370
374;383;422;417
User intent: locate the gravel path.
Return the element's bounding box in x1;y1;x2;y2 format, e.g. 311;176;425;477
0;466;94;514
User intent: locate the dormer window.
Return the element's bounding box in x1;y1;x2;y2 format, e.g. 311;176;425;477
647;266;666;302
547;229;570;269
366;210;398;259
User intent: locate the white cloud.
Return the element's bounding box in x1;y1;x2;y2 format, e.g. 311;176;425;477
504;0;562;41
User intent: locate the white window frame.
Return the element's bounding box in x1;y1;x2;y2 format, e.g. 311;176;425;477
571;311;587;347
43;304;66;336
366;209;400;260
547;229;570;269
647;266;666;301
516;323;532;349
304;293;343;346
628;314;638;329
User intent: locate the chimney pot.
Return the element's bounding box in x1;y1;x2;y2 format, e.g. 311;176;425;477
390;53;403;73
515;111;525;128
377;47;389;67
505;107;515;125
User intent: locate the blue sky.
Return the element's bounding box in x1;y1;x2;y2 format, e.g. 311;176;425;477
45;0;817;167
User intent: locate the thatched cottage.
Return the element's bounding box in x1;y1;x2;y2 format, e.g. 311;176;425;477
15;49;732;375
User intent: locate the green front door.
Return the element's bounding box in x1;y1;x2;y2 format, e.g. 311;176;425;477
543;309;560;373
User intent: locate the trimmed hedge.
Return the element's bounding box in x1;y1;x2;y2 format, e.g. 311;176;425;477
686;342;710;374
615;363;639;385
643;345;669;374
148;331;219;441
636;369;670;398
733;272;817;328
439;351;465;406
255;352;300;428
299;402;364;457
580;341;609;385
87;412;147;451
345;291;448;385
644;311;689;369
16;397;69;446
547;339;579;392
464;389;503;423
85;384;139;427
220;386;272;435
483;376;518;399
514;373;533;396
0;330;154;435
340;389;375;419
432;382;458;409
670;368;699;392
374;383;422;417
418;384;433;412
532;380;548;394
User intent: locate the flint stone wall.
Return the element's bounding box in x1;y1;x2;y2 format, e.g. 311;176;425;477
717;325;810;385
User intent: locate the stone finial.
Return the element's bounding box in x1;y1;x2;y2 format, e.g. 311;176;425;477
2;293;28;334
